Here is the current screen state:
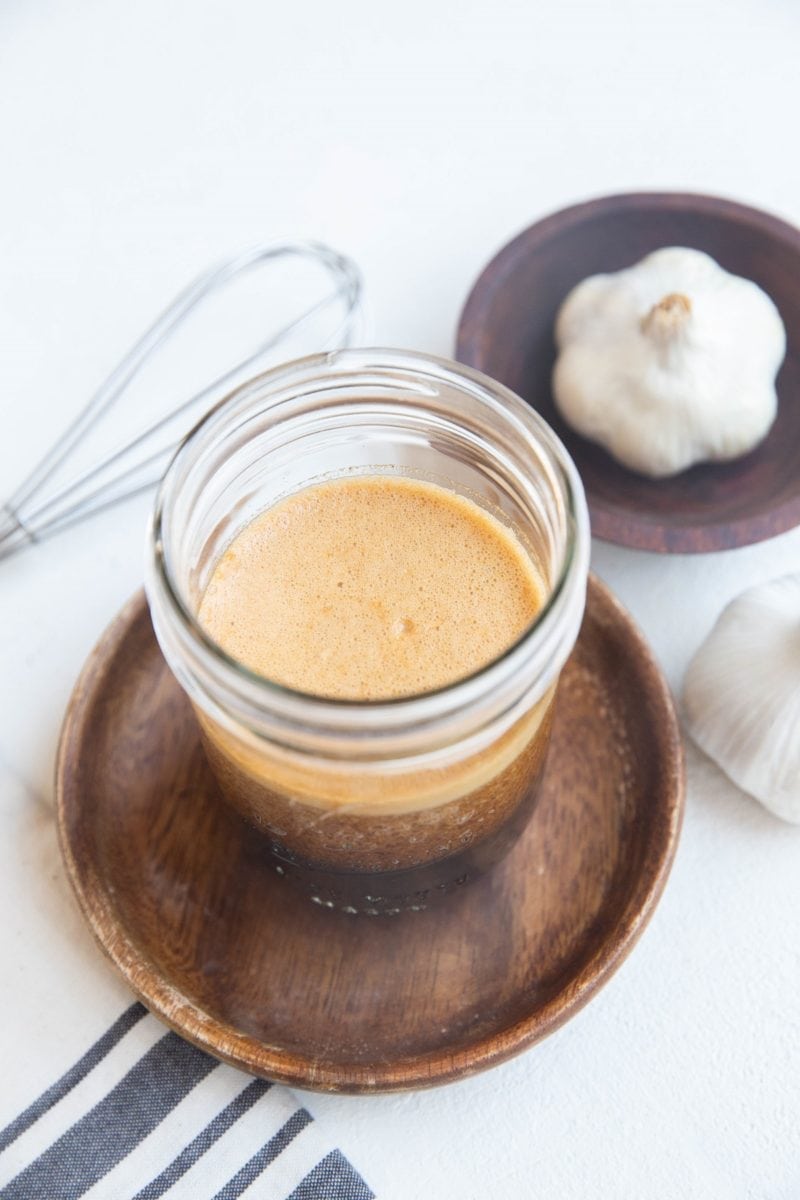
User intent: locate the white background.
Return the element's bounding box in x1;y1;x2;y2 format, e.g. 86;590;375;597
1;1;799;1197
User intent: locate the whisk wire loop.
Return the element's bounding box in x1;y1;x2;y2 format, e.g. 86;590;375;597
1;240;362;560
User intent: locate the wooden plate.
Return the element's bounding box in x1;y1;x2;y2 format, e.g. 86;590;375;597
456;192;800;553
56;577;684;1093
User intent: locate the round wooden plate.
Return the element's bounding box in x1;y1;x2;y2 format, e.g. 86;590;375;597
57;577;684;1093
457;192;800;553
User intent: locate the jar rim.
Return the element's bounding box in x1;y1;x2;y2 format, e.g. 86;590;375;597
147;347;590;727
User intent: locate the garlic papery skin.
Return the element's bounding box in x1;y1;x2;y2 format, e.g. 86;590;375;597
682;575;800;823
552;247;787;478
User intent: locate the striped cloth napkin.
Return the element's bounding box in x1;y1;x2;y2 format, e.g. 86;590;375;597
0;549;375;1200
0;1003;373;1200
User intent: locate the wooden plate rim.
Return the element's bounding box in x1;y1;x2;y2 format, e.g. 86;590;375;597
56;580;685;1093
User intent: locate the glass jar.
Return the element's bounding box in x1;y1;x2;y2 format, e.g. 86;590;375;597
145;349;590;914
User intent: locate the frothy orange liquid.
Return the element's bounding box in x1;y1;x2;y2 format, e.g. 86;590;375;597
194;476;555;905
198;475;543;700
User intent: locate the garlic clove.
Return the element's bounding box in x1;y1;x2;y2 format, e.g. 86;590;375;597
682;574;800;823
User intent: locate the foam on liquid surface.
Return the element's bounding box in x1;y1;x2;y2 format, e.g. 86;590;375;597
199;475;543;701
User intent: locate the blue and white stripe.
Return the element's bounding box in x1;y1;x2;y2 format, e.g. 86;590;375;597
0;1005;373;1200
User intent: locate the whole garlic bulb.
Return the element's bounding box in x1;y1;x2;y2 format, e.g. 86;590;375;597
683;575;800;823
552;247;786;478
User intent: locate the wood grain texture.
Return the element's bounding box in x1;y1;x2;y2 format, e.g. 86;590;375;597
456;192;800;553
56;578;684;1093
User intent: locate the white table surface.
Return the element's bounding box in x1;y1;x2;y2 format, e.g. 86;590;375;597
1;1;799;1196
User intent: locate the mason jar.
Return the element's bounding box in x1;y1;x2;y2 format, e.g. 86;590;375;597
145;348;590;914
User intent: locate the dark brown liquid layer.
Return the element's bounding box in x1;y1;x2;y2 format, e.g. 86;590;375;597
258;759;549;915
199;702;554;913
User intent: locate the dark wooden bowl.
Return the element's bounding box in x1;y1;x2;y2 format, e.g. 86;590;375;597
56;580;683;1093
456;192;800;553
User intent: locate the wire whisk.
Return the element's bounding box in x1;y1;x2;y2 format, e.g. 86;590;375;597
0;240;362;560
